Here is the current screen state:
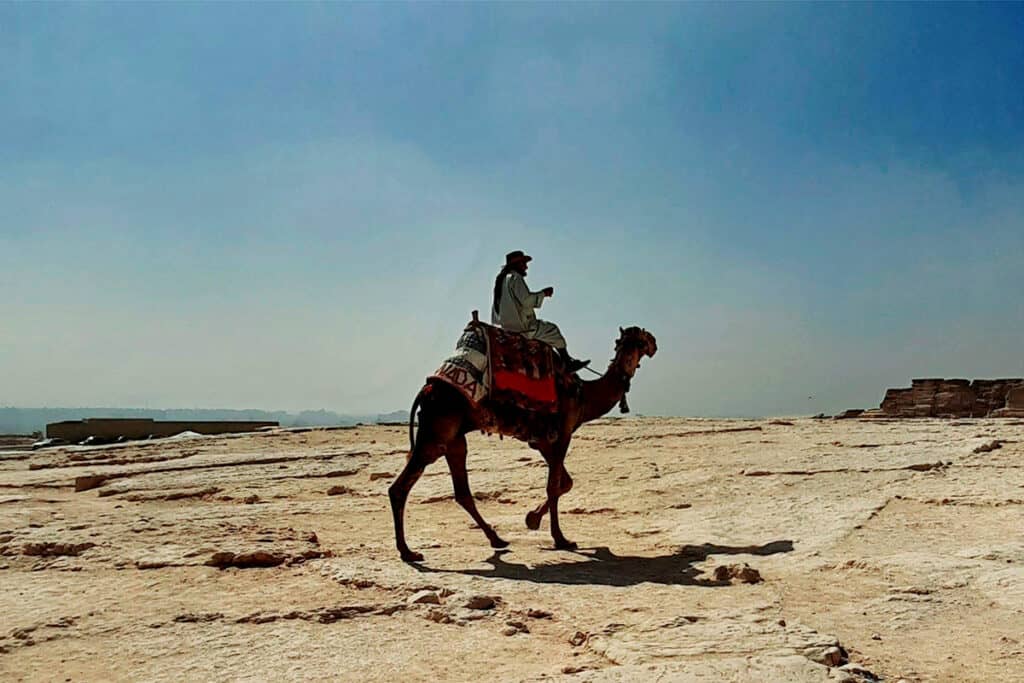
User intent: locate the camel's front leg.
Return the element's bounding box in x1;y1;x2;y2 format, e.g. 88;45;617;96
525;464;572;530
544;460;576;550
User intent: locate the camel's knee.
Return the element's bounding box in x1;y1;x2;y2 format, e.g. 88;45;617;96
388;482;410;511
546;469;563;495
390;462;427;505
388;481;404;500
560;473;573;495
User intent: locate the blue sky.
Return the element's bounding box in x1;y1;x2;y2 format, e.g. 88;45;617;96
2;3;1022;416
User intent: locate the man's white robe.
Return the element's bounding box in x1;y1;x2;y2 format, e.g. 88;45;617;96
491;271;567;349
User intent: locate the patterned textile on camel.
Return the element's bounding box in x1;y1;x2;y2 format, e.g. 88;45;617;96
431;324;491;405
430;320;559;414
484;325;558;413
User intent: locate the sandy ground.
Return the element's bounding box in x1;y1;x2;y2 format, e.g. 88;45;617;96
1;417;1022;682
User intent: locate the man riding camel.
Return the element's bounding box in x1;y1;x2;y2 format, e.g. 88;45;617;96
491;250;590;373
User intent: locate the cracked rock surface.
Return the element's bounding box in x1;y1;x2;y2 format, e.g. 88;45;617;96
1;418;1022;681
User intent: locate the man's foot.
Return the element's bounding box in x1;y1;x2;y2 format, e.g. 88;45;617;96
567;358;590;372
557;348;590;373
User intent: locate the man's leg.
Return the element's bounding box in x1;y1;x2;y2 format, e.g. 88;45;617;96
534;321;589;372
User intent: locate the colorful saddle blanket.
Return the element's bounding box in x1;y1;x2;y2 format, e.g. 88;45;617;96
430;321;559;413
486;326;557;412
431;324;490;404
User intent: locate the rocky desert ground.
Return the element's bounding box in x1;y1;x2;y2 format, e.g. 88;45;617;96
1;417;1022;682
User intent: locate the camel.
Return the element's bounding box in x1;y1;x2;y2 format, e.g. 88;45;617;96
388;325;657;562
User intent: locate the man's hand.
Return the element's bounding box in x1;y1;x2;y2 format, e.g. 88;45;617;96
542;287;554;297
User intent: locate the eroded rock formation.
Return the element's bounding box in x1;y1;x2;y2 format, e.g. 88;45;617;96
879;378;1023;417
990;384;1024;417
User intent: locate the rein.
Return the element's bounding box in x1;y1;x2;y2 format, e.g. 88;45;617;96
579;363;632;414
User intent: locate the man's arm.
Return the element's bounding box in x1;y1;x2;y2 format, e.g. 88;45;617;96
509;273;546;309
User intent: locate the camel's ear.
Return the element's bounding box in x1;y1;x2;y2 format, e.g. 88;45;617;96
619;326;624;335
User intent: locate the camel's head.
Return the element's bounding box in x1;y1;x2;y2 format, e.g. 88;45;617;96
615;326;657;377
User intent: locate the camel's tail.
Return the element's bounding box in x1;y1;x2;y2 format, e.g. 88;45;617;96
408;384;428;455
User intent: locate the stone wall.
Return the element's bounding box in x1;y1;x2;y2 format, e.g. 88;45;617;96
879;378;1023;418
47;418;277;442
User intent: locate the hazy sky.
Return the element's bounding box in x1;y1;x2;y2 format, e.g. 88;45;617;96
2;3;1023;417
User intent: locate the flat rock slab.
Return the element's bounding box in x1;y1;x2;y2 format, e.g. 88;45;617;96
0;418;1021;681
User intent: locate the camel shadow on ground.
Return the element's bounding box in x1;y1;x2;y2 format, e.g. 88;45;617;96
416;540;794;587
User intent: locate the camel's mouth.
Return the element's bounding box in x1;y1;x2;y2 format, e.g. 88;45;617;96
617;327;658;361
641;333;658;358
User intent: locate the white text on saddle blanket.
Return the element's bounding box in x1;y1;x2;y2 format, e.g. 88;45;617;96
432;325;490;404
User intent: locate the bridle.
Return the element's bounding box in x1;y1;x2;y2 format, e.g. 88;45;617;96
582;333;650;413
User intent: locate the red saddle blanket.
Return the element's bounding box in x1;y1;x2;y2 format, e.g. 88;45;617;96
484;325;558;412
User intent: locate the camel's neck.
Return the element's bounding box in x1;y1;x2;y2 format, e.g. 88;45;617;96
577;357;632;426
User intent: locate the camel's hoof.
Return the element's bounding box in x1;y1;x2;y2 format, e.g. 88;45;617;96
490;536;510;549
525;511;543;531
554;539;577;551
400;550;424;563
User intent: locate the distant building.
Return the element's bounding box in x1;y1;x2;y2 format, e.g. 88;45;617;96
47;418;277;442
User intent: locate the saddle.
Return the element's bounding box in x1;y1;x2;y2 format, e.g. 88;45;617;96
429;313;580;441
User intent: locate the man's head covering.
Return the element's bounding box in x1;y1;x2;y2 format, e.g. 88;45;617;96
495;250;532;312
505;250;532;266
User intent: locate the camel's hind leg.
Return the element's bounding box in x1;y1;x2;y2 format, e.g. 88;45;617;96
446;434;509;549
388;445;431;562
